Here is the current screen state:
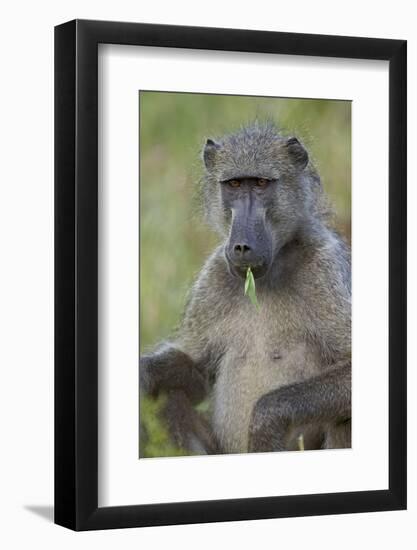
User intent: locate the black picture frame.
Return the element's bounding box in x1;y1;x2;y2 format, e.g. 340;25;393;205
55;19;407;531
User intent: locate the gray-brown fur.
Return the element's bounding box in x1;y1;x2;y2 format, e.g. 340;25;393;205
140;122;351;455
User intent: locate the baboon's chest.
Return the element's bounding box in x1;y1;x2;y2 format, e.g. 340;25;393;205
211;300;321;453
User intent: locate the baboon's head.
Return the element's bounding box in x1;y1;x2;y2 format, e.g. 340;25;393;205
202;123;321;279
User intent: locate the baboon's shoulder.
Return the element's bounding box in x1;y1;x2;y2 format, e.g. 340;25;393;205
181;245;236;331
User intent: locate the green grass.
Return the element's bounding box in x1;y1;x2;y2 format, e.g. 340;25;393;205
139;91;351;457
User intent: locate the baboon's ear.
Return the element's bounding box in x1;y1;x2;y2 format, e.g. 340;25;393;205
285;137;308;170
203;138;220;170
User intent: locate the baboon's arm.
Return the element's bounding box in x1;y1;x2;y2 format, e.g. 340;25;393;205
140;251;225;404
248;362;351;452
140;346;219;454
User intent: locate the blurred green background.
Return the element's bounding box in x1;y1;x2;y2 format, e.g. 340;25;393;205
139;91;351;458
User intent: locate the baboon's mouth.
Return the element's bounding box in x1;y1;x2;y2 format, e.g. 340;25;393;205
225;256;269;280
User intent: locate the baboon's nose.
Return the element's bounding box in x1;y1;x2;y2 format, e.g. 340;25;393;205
229;241;262;270
233;243;251;257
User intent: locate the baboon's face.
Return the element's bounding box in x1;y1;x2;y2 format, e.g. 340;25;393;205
220;177;274;279
203;132;309;280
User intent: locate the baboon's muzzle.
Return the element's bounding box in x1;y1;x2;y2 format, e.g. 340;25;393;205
225;210;272;279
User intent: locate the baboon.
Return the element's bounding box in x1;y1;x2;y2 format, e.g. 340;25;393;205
140;123;351;455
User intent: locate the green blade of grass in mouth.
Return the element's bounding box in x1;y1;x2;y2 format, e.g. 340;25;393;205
244;267;260;311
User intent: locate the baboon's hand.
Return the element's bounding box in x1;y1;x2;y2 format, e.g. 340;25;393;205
163;390;219;454
248;390;292;452
140;348;207;405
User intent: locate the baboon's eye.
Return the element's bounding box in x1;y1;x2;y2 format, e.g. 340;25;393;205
256;178;270;187
228;180;241;188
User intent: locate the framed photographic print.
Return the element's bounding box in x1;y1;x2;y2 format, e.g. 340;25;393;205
55;20;407;530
